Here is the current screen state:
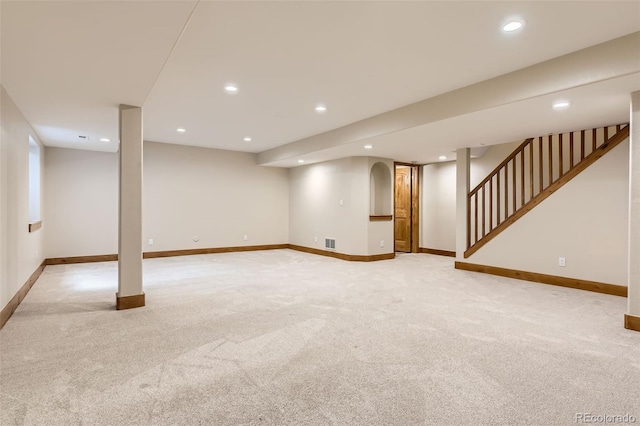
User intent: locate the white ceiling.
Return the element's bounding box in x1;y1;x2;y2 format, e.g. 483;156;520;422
2;1;640;167
287;73;640;167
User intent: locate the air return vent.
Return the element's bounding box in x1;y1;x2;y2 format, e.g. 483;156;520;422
325;238;336;250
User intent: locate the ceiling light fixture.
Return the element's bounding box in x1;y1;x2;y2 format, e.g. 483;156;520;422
314;105;327;112
503;20;524;32
99;138;110;143
364;144;373;149
439;155;447;160
224;84;238;93
552;101;570;109
176;128;186;133
243;137;252;142
298;159;305;164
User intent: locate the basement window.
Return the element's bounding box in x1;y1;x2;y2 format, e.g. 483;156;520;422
28;136;41;230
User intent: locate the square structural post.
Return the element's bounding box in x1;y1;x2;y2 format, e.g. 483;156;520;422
117;105;144;310
626;91;640;332
456;148;470;260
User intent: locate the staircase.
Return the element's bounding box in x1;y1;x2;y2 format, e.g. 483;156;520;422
465;123;630;258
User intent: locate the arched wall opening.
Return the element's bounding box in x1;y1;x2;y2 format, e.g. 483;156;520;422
370;162;392;216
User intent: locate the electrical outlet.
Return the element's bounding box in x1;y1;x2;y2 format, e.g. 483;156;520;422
559;257;566;267
148;238;154;246
314;236;318;243
243;234;248;241
380;240;384;248
339;199;343;206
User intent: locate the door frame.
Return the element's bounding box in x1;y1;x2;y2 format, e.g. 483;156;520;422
394;162;421;253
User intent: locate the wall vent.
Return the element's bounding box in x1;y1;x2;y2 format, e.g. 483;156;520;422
325;238;336;250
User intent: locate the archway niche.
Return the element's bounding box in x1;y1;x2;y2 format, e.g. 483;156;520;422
370;162;392;217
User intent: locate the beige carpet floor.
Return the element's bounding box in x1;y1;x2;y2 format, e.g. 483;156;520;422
0;250;638;425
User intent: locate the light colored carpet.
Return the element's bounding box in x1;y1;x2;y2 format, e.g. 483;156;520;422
0;250;638;425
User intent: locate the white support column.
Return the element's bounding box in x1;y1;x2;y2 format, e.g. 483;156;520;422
117;105;144;310
456;148;470;260
626;91;640;332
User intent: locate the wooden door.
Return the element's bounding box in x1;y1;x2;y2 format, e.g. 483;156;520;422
395;166;412;252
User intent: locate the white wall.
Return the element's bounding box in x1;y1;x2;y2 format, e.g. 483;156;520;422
420;141;520;252
0;85;45;310
44;147;118;257
470;141;521;188
468;140;629;285
289;156;393;256
143;142;289;251
44;141;290;257
289;157;361;254
421;161;456;251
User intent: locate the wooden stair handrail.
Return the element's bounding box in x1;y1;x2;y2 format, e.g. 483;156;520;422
469;138;534;197
465;124;629;258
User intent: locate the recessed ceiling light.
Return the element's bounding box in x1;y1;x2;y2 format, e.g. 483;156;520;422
503;20;524;32
298;159;305;163
364;144;373;149
439;155;447;160
243;137;252;142
176;128;186;133
552;101;570;109
99;138;110;143
224;84;238;93
314;105;327;112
